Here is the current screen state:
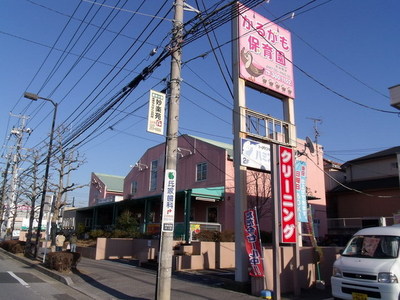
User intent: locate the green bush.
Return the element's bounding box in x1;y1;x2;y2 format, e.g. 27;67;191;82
89;229;106;239
46;251;81;272
194;230;234;242
111;229;130;238
0;240;26;254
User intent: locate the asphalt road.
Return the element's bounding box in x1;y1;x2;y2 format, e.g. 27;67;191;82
0;251;91;300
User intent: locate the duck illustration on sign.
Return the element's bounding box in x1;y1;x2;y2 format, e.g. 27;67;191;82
240;47;264;81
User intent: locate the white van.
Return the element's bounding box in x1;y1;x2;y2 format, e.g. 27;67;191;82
331;225;400;300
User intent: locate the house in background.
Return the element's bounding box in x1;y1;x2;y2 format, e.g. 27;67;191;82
88;173;124;207
70;135;327;243
326;146;400;242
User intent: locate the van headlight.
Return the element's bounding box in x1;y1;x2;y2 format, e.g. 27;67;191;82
378;272;398;283
332;267;342;278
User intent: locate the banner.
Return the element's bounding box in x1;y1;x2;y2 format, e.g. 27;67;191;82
279;146;297;243
147;90;166;135
244;208;264;277
295;160;308;222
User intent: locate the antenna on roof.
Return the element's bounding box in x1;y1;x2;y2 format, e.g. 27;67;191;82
297;136;315;156
306;117;322;164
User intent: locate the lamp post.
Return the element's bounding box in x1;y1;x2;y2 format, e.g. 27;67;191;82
24;92;58;258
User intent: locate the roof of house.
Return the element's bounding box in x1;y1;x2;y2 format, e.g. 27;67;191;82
345;146;400;165
188;135;233;157
93;173;124;193
329;176;400;193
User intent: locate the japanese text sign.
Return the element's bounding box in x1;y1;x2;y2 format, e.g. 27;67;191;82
241;138;271;171
147;90;166;135
161;170;176;232
295;160;307;222
237;3;295;98
244;208;265;277
279;146;297;243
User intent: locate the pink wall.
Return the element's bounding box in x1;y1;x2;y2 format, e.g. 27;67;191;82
124;135;226;199
88;173;123;207
122;135;327;239
88;173;106;207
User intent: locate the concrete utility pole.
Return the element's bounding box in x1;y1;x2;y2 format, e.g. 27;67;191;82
0;158;11;236
156;1;183;299
4;114;31;238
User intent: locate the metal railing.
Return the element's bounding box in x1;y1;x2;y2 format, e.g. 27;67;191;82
244;108;293;146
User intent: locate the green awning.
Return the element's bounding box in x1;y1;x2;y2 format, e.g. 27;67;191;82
190;187;224;200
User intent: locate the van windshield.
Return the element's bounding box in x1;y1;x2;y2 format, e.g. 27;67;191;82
342;235;400;258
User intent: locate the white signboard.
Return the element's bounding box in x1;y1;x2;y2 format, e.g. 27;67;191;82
241;138;271;171
161;170;176;232
147;90;166;135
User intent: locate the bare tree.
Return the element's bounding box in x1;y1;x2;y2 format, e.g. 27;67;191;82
20;151;42;256
246;170;272;220
48;127;87;250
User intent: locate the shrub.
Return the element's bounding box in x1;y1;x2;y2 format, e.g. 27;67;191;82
219;230;234;242
89;229;105;239
0;240;26;254
46;251;81;272
194;230;234;242
111;229;130;238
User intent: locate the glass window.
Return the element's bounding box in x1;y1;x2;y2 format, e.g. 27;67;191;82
196;162;207;181
149;160;158;191
342;235;400;258
207;207;218;223
131;181;137;195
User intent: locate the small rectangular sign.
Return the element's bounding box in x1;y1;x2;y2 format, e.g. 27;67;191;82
241;138;271;171
147;90;166;135
161;170;176;232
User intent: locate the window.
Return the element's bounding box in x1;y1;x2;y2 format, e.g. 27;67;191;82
207;207;218;223
196;162;207;181
131;181;138;195
149;160;158;191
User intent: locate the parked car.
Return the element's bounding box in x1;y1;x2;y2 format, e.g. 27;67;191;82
331;225;400;300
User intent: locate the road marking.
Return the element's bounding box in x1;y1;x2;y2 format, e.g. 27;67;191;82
7;271;30;288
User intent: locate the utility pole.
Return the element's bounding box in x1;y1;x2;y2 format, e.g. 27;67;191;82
0;158;11;237
3;114;31;238
156;1;183;299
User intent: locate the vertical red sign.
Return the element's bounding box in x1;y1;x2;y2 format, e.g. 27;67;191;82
244;208;264;277
279;146;297;243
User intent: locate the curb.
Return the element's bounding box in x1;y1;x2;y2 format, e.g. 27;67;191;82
0;248;73;285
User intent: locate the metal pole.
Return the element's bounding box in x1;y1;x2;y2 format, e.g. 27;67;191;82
156;1;183;299
232;3;248;282
271;144;281;300
34;101;57;258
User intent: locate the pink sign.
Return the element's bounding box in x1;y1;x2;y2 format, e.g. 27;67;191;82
238;3;295;98
279;146;297;243
244;208;264;277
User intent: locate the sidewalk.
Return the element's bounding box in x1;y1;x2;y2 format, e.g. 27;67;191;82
2;248;333;300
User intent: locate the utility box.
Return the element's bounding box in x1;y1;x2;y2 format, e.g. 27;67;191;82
389;84;400;110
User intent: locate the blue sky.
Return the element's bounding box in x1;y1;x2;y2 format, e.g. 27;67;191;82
1;0;399;207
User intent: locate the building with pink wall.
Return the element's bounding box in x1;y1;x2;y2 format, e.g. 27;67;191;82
121;134;327;241
88;173;124;207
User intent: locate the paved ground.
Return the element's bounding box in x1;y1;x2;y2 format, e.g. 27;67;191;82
2;249;333;300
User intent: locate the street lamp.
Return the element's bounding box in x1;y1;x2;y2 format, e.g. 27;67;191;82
24;92;58;258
